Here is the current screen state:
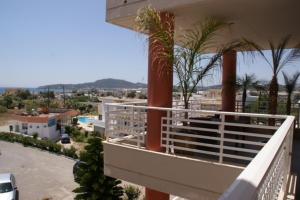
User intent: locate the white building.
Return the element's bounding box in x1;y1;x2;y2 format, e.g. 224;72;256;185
12;114;60;140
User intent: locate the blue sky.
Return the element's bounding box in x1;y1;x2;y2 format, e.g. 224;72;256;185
0;0;299;88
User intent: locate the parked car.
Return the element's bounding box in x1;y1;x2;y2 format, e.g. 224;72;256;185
73;161;87;180
0;173;18;200
61;134;71;144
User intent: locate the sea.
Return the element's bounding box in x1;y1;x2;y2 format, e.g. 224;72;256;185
0;87;66;95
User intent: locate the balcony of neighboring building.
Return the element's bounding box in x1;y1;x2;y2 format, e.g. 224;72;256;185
103;102;294;200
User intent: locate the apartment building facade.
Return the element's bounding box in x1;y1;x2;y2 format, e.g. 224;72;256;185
104;1;300;200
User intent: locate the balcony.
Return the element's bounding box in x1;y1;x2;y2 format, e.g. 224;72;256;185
106;0;300;50
103;102;294;200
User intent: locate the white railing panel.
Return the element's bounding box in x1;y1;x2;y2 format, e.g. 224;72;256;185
104;102;294;200
219;116;294;200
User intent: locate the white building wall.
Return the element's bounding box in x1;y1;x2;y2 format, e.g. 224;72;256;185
27;123;59;140
13;120;60;141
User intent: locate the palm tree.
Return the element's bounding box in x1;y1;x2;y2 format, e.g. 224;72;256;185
250;36;300;117
173;19;242;111
136;6;256;112
236;74;257;112
282;71;300;115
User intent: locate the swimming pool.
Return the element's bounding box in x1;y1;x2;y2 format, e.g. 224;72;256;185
78;117;93;124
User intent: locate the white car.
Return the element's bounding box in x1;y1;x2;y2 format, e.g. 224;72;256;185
0;173;18;200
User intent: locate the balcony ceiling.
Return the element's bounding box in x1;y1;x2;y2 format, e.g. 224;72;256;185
106;0;300;50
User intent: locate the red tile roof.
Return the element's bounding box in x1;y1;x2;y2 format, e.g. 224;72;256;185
14;115;50;123
56;110;80;120
13;109;79;123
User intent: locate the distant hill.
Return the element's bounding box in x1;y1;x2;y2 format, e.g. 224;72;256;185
38;78;147;90
37;80;300;91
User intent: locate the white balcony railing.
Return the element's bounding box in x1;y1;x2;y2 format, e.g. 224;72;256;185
105;103;294;199
219;115;294;200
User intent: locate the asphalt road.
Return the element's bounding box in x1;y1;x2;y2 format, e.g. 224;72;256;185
0;141;77;200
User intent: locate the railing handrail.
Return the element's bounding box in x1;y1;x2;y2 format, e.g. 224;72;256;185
219;116;294;200
105;103;288;119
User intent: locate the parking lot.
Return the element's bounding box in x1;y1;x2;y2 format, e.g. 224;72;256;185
0;141;77;200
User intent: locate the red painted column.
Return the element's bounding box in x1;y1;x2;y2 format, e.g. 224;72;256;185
222;51;237;112
146;12;174;200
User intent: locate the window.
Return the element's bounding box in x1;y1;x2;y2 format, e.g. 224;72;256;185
37;126;39;129
29;125;32;128
22;123;28;130
0;183;13;193
44;125;47;128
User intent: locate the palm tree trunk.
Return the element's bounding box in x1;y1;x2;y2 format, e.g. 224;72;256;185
183;95;189;126
257;91;261;113
242;88;247;112
286;93;292;115
269;76;278;125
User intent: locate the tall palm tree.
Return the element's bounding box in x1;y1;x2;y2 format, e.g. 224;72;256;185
250;36;300;116
282;71;300;115
136;6;256;112
236;74;257;112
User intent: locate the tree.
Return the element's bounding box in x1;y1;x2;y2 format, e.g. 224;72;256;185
25;100;39;113
16;89;32;100
136;6;256;112
72;118;79;126
236;74;257;112
3;95;13;109
126;91;136;98
250;36;300;116
73;137;123;200
40;91;55;99
282;71;300;115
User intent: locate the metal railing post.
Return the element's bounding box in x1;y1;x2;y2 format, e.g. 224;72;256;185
105;104;110;141
219;114;225;163
133;106;140;148
166;110;171;154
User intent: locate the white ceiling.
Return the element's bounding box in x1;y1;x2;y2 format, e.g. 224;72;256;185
107;0;300;50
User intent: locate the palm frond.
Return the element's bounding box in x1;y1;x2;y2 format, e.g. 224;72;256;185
236;74;257;91
136;6;174;72
278;45;300;72
282;71;300;94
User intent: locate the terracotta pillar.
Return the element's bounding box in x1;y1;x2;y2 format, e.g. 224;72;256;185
146;11;174;200
222;51;237;112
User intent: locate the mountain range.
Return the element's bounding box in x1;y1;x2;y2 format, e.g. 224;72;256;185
38;78;147;90
38;78;300;91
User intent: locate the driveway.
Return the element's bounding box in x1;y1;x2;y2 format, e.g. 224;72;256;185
0;141;77;200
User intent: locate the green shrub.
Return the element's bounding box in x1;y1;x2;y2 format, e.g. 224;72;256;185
72;118;78;126
65;126;72;134
22;136;35;147
32;133;39;140
48;142;62;154
73;133;85;142
63;146;78;159
35;140;48;150
0;132;14;142
124;185;141;200
0;105;7;113
0;132;77;159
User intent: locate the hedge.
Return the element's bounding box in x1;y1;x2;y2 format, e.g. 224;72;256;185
0;132;78;159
